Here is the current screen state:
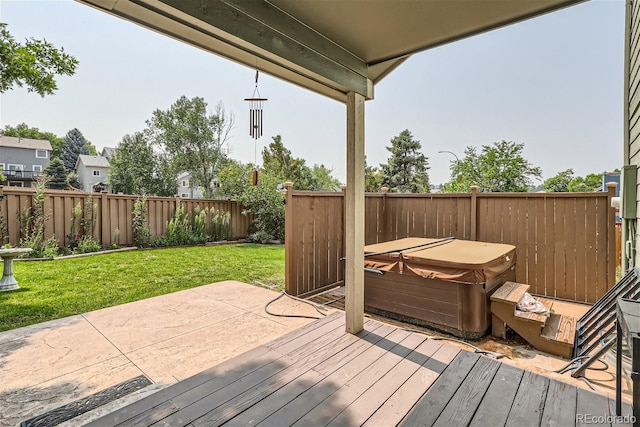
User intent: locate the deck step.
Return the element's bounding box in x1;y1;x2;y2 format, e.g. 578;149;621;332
514;298;554;324
491;282;530;305
541;313;577;345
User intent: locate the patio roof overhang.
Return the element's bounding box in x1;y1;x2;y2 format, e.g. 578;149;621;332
75;0;585;334
76;0;583;103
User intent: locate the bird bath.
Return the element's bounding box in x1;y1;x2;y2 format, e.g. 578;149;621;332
0;248;32;291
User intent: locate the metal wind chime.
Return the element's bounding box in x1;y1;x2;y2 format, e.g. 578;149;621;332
245;70;267;185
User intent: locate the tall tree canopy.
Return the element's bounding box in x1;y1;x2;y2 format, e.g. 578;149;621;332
261;135;341;191
109;132;157;195
61;128;91;172
567;172;604;192
544;169;574;192
2;123;65;158
0;23;78;96
379;129;430;193
443;140;541;193
365;157;384;192
147;96;234;198
262;135;310;189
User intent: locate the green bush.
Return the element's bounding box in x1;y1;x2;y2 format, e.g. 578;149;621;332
76;236;101;254
237;176;285;242
132;197;151;247
43;237;60;258
210;209;231;241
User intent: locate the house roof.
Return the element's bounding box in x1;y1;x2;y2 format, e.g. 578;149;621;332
0;135;52;151
76;154;110;169
77;0;583;102
100;146;116;159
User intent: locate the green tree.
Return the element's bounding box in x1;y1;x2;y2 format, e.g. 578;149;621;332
568;172;603;192
109;132;156;195
445;140;541;193
0;23;78;96
2;123;65;158
61;128;91;172
262;135;311;189
544;169;574;192
147;97;233;198
43;157;69;189
151;152;178;197
217;159;252;199
380;129;430;193
237;172;285;242
364;158;383;192
308;164;341;191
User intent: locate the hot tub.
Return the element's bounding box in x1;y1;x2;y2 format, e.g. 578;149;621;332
363;237;516;338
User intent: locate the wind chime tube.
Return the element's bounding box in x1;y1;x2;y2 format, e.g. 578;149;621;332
259;107;263;138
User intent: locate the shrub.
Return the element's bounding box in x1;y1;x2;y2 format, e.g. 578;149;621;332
76;236;101;254
210;209;231;241
43;237;60;258
132;197;151;247
237;177;285;242
19;178;50;256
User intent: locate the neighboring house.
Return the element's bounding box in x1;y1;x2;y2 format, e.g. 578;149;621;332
75;155;110;192
0;135;52;187
100;147;116;161
177;171;203;199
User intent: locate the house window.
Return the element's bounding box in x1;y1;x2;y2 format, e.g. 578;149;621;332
36;150;48;159
182;180;188;187
181;193;189;198
7;164;23;171
33;165;43;172
92;170;100;176
8;181;23;187
0;163;4;171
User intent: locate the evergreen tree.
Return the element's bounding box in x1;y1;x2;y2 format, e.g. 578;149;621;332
43;157;68;189
380;129;430;193
61;128;90;172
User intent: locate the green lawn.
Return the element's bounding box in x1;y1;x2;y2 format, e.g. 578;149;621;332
0;244;285;332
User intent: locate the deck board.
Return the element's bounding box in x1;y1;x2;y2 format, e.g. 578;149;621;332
84;312;632;427
258;327;410;426
362;343;459;427
432;356;501;426
398;351;480;427
505;370;550;427
292;332;427;426
468;362;524;427
326;338;443;427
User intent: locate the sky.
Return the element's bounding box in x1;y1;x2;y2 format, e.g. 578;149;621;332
0;0;626;186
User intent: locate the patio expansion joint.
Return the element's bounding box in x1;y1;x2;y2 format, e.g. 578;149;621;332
80;313;153;383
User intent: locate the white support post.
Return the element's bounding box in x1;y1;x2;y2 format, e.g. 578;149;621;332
345;91;365;334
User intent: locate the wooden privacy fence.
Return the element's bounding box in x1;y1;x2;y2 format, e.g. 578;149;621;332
0;187;251;247
285;184;618;304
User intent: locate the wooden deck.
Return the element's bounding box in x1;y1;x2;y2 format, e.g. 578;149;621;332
86;312;633;427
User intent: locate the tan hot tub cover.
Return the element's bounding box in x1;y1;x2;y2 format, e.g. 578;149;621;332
364;237;516;285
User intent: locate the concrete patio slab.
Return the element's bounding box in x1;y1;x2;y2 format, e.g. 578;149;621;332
0;281;327;427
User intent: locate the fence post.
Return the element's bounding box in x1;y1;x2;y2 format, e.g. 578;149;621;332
101;191;109;246
381;187;389;242
284;182;294;295
341;184;347;259
607;182;618;289
470;186;479;241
